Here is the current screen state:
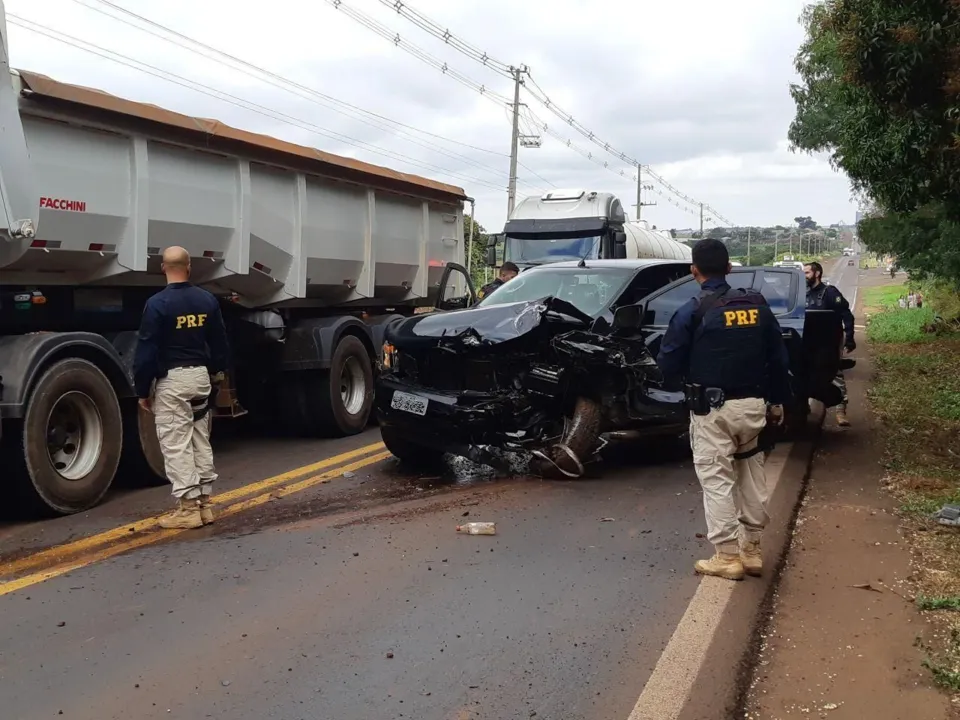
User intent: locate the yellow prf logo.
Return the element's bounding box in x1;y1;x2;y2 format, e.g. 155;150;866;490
723;309;759;327
175;313;208;329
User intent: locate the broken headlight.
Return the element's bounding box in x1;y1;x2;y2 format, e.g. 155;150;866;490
382;342;398;369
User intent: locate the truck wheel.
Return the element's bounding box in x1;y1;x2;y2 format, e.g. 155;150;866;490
381;426;444;468
313;335;374;436
15;358;123;515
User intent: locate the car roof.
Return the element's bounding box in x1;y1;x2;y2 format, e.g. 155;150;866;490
528;259;687;270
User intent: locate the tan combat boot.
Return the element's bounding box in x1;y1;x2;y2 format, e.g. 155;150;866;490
694;552;745;581
740;540;762;577
158;498;204;529
198;495;215;525
836;408;851;427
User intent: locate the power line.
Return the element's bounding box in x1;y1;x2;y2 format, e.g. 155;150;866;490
8;15;516;193
375;0;515;78
361;0;734;224
71;0;517;184
326;0;560;193
326;0;512;105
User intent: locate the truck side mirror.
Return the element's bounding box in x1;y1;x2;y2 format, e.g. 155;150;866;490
613;231;627;259
613;303;644;330
485;234;499;267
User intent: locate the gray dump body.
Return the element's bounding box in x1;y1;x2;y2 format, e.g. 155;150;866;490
0;1;470;516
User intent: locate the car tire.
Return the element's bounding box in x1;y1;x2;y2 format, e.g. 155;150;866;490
381;425;444;468
14;358;123;515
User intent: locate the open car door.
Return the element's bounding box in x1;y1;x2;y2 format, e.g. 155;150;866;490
435;262;477;312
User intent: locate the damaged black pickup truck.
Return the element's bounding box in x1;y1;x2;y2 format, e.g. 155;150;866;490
376;259;847;477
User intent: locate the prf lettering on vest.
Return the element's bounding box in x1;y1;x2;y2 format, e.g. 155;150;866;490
175;313;208;329
723;308;759;327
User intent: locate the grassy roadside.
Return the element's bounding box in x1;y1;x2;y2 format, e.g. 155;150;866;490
863;282;960;695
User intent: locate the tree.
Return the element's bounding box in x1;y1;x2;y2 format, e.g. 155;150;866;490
789;0;960;283
463;215;491;288
793;216;818;231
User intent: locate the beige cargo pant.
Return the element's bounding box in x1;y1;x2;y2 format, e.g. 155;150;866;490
154;366;217;500
689;397;769;554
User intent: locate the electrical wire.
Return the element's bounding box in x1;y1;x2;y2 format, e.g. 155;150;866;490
71;0;517;184
359;0;734;224
8;14;516;193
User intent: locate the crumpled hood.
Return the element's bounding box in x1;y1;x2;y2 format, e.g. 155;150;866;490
386;297;592;351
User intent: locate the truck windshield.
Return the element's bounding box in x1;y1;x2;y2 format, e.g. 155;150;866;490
478;266;635;317
505;236;601;265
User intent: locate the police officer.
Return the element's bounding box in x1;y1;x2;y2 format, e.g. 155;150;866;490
133;246;230;530
477;261;519;299
804;261;855;427
657;239;791;581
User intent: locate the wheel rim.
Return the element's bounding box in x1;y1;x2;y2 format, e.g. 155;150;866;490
45;391;103;480
340;356;367;416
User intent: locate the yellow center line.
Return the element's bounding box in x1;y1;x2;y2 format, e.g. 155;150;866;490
0;450;392;597
0;441;385;579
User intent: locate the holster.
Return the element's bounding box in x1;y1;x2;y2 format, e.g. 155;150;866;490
684;383;725;416
191;374;222;423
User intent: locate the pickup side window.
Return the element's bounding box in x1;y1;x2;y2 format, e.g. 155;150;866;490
646;271;755;326
758;270;796;315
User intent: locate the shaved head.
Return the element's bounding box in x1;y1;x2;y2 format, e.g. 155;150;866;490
161;246;191;283
162;246;190;267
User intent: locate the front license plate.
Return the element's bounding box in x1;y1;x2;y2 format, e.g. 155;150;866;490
391;390;429;416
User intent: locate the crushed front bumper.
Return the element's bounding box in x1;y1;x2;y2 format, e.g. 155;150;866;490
375;375;509;453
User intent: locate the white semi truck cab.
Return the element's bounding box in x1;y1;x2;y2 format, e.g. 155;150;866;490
0;1;473;516
485;189;692;269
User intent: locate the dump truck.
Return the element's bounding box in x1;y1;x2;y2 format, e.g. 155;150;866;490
0;5;470;515
484;190;692;269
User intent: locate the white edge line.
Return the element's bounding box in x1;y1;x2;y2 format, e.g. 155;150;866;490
626;445;797;720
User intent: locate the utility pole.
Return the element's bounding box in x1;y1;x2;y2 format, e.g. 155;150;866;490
699;203;704;236
634;165;656;221
747;226;752;265
506;66;523;219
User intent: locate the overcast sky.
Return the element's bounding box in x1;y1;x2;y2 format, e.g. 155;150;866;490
6;0;857;232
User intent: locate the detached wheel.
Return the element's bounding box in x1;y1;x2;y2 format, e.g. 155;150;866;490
16;358;122;515
381;425;444;468
313;335;374;436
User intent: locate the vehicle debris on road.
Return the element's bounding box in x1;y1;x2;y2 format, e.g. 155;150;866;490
456;522;497;535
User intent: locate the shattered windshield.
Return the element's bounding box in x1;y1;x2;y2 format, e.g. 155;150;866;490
478;266;636;317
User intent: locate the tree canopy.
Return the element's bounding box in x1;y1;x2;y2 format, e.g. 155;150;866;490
789;0;960;283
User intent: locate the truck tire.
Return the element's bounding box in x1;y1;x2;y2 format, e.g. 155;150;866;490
14;358;123;515
312;335;374;436
380;425;444;468
118;403;167;486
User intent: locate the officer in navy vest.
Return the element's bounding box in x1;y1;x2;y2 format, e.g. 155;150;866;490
804;261;855;427
657;239;791;581
477;261;519;300
133;246;230;530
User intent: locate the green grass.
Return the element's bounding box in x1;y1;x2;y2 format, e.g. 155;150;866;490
862;283;909;311
868;286;960;694
917;596;960;612
867;307;936;343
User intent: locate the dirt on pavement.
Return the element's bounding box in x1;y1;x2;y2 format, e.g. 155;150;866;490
744;279;959;720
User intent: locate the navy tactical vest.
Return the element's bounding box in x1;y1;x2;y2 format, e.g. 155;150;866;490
687;285;770;396
805;283;829;309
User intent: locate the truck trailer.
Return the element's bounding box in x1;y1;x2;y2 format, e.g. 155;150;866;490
0;9;470;515
485;189;692;269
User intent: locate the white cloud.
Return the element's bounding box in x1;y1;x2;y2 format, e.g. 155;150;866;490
6;0;858;232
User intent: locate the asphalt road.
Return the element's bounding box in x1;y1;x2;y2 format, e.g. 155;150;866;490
0;257;862;720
